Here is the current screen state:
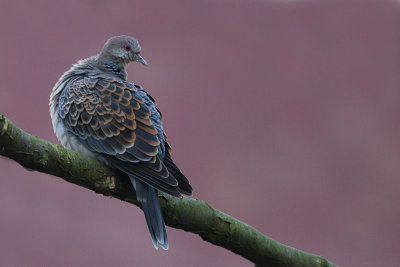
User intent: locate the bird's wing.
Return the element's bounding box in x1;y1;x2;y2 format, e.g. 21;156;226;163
58;76;181;196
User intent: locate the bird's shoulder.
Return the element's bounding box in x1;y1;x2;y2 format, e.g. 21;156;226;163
58;74;153;119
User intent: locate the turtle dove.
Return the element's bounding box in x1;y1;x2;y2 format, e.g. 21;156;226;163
49;36;192;250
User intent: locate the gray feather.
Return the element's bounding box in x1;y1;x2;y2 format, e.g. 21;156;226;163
130;177;168;250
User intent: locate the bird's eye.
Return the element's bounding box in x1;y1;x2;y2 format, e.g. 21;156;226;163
123;45;131;51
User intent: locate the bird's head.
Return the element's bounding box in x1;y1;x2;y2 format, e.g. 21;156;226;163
99;35;147;66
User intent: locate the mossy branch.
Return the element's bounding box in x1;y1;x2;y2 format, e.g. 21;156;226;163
0;113;337;267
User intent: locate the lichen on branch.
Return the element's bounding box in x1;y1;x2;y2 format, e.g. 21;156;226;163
0;113;337;267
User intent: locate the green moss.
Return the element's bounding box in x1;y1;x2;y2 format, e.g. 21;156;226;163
0;113;338;267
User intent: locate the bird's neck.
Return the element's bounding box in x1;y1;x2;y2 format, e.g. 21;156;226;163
93;56;127;80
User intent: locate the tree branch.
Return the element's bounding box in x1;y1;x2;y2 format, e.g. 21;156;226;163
0;113;337;267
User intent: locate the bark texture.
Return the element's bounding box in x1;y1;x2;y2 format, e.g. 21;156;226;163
0;113;337;267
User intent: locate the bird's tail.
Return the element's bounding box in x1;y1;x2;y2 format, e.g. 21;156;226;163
129;176;168;250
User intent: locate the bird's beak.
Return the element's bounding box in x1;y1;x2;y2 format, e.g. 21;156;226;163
136;54;148;66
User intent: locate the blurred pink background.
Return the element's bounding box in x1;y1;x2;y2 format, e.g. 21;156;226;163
1;0;400;266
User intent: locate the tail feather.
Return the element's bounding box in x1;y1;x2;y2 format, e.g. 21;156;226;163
130;176;168;250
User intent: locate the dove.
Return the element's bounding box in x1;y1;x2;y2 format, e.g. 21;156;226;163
50;36;192;250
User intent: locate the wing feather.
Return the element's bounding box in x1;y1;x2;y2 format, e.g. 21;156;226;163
58;76;190;195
